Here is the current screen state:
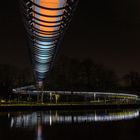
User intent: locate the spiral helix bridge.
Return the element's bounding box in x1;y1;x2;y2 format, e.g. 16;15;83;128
19;0;79;91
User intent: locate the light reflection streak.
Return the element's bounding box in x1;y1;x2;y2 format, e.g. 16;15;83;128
10;109;139;128
36;115;43;140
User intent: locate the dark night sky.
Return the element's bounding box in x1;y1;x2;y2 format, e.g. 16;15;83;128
0;0;140;76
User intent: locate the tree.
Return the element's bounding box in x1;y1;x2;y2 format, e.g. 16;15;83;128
123;71;140;91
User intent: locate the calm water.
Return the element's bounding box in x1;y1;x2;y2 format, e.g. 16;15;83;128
0;109;140;140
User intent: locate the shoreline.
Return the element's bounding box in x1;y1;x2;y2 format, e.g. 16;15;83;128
0;103;140;111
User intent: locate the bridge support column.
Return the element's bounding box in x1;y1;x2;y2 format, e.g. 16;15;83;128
41;92;44;103
37;90;44;103
36;81;44;103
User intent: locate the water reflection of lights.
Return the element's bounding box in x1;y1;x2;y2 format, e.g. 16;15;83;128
10;109;139;128
36;117;43;140
36;125;42;140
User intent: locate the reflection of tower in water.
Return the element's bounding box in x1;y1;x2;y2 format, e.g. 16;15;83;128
36;113;43;140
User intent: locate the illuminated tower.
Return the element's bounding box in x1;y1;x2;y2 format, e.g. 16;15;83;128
20;0;79;91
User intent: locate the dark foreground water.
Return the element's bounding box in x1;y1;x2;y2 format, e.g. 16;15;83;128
0;109;140;140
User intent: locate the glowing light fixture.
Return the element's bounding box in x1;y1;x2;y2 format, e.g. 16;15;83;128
20;0;79;88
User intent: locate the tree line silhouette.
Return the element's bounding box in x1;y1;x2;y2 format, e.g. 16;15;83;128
0;56;140;98
0;65;33;99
